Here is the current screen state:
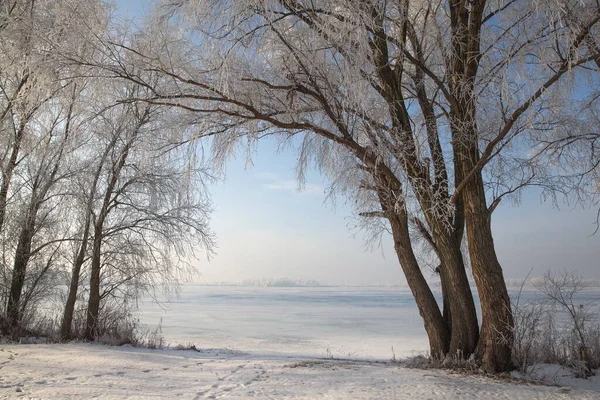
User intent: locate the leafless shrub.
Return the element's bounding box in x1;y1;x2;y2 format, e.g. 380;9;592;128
512;271;600;378
94;309;139;347
136;319;166;350
512;299;546;373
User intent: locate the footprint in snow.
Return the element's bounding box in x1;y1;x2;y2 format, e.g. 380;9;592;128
65;377;78;381
142;369;151;373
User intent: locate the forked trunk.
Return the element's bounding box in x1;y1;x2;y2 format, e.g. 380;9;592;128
447;0;514;371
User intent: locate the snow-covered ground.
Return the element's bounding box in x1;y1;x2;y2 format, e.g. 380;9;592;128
1;343;599;399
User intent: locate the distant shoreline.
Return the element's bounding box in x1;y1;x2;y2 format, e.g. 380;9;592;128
187;281;600;289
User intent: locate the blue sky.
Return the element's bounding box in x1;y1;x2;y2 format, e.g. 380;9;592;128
204;137;600;285
115;0;600;285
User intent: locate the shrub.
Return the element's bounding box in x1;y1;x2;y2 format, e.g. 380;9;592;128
512;271;600;377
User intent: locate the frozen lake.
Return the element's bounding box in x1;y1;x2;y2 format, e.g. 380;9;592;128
137;285;600;361
138;286;430;360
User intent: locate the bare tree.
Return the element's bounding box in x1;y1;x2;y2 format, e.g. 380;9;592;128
79;81;214;340
4;83;82;332
60;101;123;340
98;0;600;371
1;0;215;340
536;271;599;374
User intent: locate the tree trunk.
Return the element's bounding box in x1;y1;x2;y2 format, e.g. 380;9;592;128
446;0;514;372
461;164;513;372
450;120;514;371
439;267;452;335
0;122;25;233
84;225;102;341
61;228;90;340
63;138;114;340
435;234;479;357
6;224;34;332
388;208;450;358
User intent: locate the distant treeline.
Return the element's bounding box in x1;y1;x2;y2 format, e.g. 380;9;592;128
197;279;322;287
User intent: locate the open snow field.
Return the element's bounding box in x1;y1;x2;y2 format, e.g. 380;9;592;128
1;343;600;399
1;286;599;399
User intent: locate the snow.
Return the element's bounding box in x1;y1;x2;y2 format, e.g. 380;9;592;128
0;343;599;399
512;364;600;393
2;287;599;399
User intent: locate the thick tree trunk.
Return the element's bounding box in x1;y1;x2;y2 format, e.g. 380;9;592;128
450;115;514;371
84;225;102;341
461;165;513;372
446;0;514;371
388;208;450;358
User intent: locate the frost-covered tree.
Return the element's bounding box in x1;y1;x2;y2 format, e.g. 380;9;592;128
0;0;215;339
0;0;106;333
81;86;214;341
105;0;600;371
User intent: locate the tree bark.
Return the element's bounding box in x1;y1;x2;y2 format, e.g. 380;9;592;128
60;226;89;340
460;155;513;372
447;0;514;372
6;223;34;332
387;207;450;357
83;117;141;340
434;234;479;357
84;224;102;341
64;133;119;340
439;266;452;335
366;3;480;358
